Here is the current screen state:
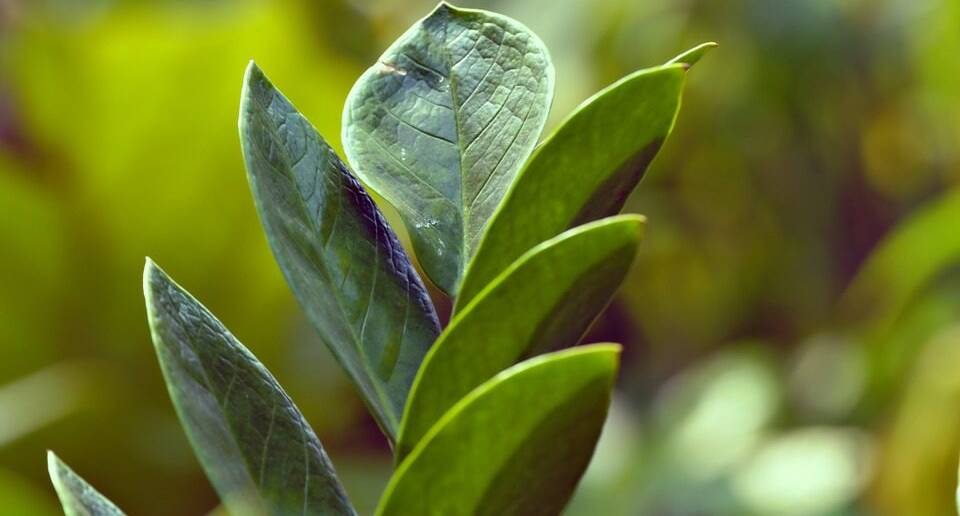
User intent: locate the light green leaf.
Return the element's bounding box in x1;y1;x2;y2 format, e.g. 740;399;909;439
239;62;441;440
667;41;719;67
47;451;124;516
396;215;643;459
458;44;713;306
342;2;555;294
143;260;356;516
378;344;620;516
840;187;960;333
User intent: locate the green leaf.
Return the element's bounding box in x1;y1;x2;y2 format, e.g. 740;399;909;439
342;2;555;294
378;344;620;516
667;41;719;67
47;451;124;516
239;62;441;440
143;260;356;516
457;44;713;307
840;187;960;332
396;215;643;460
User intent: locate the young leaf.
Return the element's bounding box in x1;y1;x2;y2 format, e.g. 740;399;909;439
47;451;125;516
457;44;714;306
396;215;643;460
378;344;619;516
239;62;441;440
143;260;357;516
342;2;555;294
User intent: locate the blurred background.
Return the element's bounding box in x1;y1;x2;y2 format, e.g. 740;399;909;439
1;0;959;514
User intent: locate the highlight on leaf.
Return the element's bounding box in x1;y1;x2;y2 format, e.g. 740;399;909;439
456;42;714;306
41;4;713;516
240;61;441;442
343;2;555;294
379;344;620;516
48;451;125;516
144;259;356;516
396;215;644;460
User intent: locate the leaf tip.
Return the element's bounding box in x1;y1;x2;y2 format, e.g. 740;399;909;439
243;59;263;85
667;41;718;69
47;450;68;501
142;257;164;298
142;258;176;337
47;450;72;496
239;60;271;125
47;449;62;476
428;1;463;20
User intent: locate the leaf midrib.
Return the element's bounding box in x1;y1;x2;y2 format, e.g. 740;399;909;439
246;91;401;435
443;14;470;281
156;284;313;513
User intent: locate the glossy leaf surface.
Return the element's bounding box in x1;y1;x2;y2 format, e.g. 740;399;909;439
378;345;619;516
396;215;643;459
48;452;124;516
144;261;356;516
239;62;440;439
458;45;713;306
343;2;554;293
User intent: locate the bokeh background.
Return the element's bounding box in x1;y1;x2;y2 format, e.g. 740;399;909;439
2;0;959;514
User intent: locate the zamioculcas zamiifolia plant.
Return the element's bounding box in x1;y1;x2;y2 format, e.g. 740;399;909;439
47;3;713;515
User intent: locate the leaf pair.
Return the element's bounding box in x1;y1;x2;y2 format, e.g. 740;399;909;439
145;258;623;516
342;2;554;294
343;3;713;301
51;262;360;516
395;215;644;460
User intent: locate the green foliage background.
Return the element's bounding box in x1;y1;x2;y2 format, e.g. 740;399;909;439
1;0;959;514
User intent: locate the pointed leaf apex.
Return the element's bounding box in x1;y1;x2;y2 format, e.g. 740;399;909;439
244;60;261;80
434;1;457;14
48;450;125;516
667;41;718;69
47;449;61;471
142;258;169;297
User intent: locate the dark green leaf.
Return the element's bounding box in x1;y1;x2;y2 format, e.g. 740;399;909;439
342;2;554;294
378;344;619;516
47;451;124;516
396;215;643;459
143;260;356;516
239;62;440;440
457;44;714;306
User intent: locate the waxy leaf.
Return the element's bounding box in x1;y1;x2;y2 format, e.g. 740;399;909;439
458;44;714;306
396;215;643;459
144;260;356;516
343;2;555;294
48;451;124;516
239;62;441;440
378;344;619;516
